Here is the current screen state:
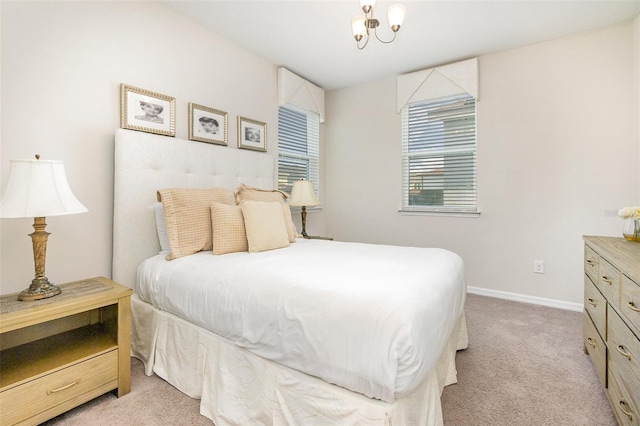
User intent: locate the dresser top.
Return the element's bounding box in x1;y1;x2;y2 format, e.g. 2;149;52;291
583;236;640;284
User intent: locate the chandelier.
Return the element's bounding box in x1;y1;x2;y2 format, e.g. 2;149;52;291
351;1;406;50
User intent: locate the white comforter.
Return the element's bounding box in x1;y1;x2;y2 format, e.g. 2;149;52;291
136;238;466;402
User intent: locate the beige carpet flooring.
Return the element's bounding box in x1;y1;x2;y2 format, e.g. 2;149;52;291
42;293;616;425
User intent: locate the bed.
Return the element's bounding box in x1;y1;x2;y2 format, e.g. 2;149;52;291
112;128;468;425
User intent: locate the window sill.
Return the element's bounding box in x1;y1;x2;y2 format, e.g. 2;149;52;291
398;208;481;218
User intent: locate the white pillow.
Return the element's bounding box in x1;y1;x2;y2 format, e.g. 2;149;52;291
240;201;290;253
153;202;170;254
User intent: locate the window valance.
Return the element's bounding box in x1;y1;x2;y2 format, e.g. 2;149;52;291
277;68;325;123
397;58;478;113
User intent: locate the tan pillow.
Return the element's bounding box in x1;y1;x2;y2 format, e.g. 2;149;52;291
235;183;297;242
240;200;290;253
281;203;297;242
234;183;290;203
158;188;235;260
211;203;248;255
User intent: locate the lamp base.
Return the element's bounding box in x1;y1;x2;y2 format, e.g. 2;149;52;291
18;278;61;301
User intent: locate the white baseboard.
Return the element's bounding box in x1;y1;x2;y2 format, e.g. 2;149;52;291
467;286;583;312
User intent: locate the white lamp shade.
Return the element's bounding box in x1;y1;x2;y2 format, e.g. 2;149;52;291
0;159;88;218
351;15;367;38
388;4;406;28
288;180;320;207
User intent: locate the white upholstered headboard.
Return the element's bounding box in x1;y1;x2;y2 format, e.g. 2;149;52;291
112;128;275;288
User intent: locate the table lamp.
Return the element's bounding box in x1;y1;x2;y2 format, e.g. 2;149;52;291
288;179;320;238
0;155;88;301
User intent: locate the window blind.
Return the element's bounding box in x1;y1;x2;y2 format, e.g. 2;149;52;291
278;105;320;197
401;94;477;212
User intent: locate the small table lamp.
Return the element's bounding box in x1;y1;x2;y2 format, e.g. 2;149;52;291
288;179;320;238
0;156;88;301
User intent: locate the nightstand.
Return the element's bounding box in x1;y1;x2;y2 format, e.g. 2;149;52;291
0;277;132;425
304;235;334;241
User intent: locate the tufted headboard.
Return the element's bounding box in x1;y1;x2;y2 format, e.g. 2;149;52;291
112;128;275;288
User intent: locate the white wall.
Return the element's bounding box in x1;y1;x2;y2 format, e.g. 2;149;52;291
0;2;279;293
325;22;637;305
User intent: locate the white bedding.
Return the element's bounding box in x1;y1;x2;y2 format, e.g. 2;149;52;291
136;238;466;402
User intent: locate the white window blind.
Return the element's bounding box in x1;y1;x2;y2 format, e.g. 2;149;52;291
278;104;320;197
401;94;477;212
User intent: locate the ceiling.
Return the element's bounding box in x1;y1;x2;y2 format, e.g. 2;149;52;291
163;0;640;91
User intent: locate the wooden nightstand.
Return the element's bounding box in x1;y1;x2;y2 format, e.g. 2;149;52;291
0;277;132;425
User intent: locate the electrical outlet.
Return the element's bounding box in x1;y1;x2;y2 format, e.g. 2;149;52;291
533;260;544;274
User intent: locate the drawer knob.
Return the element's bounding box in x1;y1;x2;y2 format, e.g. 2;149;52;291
628;302;640;313
587;298;597;307
586;337;597;348
616;345;632;360
601;276;613;284
586;260;596;266
619;400;634;420
47;378;81;395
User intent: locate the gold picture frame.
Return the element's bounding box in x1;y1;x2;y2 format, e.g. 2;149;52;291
237;116;267;152
120;84;176;137
188;103;228;146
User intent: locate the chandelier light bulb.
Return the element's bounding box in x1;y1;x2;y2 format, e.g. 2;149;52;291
351;15;367;40
387;4;406;31
360;0;376;13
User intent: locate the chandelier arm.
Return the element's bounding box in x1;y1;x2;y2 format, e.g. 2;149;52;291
373;28;398;44
357;33;371;50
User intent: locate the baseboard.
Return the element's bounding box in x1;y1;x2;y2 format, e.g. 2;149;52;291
467;286;583;312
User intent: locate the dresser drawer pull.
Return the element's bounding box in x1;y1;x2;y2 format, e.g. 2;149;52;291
586;337;596;348
619;400;634;420
616;345;632;360
601;276;613;284
628;302;640;313
46;378;81;395
587;298;597;307
586;260;596;266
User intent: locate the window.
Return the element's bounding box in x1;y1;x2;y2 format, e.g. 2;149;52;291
401;94;477;213
277;104;320;197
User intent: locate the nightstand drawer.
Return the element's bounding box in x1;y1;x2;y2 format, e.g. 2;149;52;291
598;258;620;306
585;245;599;283
0;350;118;425
583;312;607;388
584;276;607;339
620;275;640;336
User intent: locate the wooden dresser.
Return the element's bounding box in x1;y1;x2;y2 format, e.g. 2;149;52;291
583;236;640;425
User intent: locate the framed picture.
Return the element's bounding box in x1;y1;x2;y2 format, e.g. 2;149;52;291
188;103;228;146
237;116;267;152
120;84;175;136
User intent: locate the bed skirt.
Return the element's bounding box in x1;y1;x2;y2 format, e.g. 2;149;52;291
130;294;468;426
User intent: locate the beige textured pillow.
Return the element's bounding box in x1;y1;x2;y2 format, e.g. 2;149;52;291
235;183;297;242
211;203;248;255
158;188;235;260
241;200;290;253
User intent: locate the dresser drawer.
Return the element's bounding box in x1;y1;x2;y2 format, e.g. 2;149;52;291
584;276;607;339
599;258;621;306
620;275;640;336
0;350;118;425
608;368;640;426
584;312;607;388
608;308;640;384
585;244;599;283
